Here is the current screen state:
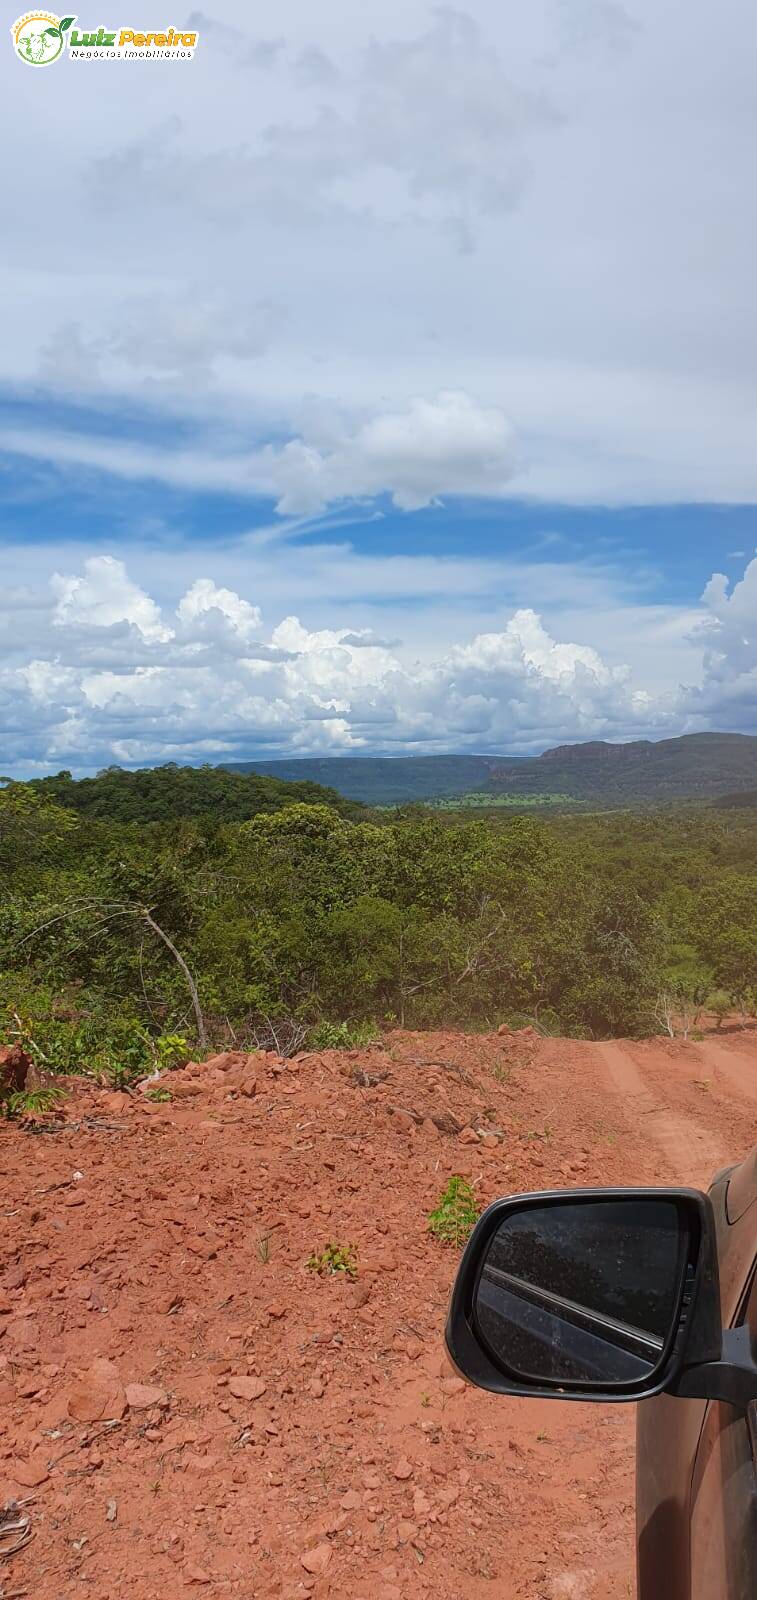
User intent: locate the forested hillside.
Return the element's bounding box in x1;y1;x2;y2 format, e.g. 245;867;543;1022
223;732;757;806
24;763;363;823
2;772;756;1094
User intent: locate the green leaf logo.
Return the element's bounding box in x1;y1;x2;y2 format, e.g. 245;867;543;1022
60;15;76;28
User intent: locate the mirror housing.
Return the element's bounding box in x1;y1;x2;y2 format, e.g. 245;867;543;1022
446;1186;730;1406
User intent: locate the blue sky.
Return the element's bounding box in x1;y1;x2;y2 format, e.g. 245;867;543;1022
2;1;756;775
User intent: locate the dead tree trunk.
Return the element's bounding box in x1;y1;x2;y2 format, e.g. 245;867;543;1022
141;908;207;1052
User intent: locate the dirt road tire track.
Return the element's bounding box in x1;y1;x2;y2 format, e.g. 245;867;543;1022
596;1041;731;1187
692;1038;757;1104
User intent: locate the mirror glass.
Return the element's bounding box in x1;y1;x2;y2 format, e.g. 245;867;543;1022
474;1197;688;1387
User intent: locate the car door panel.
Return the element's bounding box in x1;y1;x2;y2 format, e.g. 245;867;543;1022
636;1166;756;1600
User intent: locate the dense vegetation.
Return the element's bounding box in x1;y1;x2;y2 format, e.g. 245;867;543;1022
224;732;757;806
428;792;574;810
1;773;756;1090
24;763;363;823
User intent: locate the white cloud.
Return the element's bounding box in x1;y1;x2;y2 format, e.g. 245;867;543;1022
683;558;757;729
3;3;757;506
0;389;518;512
177;578;263;637
1;548;736;777
51;556;172;642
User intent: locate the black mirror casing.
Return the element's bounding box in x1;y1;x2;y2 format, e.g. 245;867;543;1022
445;1187;724;1405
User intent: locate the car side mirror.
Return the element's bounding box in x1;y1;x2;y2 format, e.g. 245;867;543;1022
445;1187;756;1408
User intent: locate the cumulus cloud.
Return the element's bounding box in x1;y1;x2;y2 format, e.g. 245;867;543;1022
0;390;518;512
266;391;519;513
0;551;692;776
51;557;171;643
683;559;757;729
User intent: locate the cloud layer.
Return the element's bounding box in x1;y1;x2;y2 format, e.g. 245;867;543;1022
2;551;754;776
4;1;757;507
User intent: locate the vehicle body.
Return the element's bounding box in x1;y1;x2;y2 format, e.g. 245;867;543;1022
445;1147;756;1600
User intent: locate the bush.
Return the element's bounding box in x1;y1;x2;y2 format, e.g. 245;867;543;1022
307;1243;358;1278
428;1177;478;1247
306;1020;381;1051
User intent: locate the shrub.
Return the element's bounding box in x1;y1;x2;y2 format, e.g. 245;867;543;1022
1;1085;64;1121
708;990;731;1029
306;1020;381;1051
307;1242;358;1279
428;1177;478;1247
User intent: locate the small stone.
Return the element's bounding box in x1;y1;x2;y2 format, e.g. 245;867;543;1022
393;1457;413;1481
183;1564;212;1585
125;1383;169;1411
11;1454;49;1487
440;1376;466;1398
106;1500;118;1522
68;1358;126;1423
340;1490;361;1511
345;1280;371;1310
397;1520;418;1542
300;1543;331;1575
228;1376;266;1401
309;1378;325;1399
458;1127;480;1145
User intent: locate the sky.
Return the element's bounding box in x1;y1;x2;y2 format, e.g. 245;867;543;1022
2;0;757;776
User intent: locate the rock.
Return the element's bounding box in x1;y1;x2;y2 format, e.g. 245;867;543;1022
199;1051;249;1074
166;1080;203;1100
183;1564;212;1585
397;1520;418;1543
412;1491;431;1519
393;1457;413;1481
300;1543;331;1575
458;1127;480;1145
497;1022;511;1036
228;1376;266;1401
309;1378;325;1399
125;1383;169;1411
11;1454;49;1487
100;1091;129;1114
156;1290;183;1315
185;1236;217;1259
0;1043;31;1093
68;1358;126;1423
340;1490;361;1511
440;1376;466;1397
63;1190;85;1207
392;1110;416;1134
345;1280;371;1310
183;1453;217;1475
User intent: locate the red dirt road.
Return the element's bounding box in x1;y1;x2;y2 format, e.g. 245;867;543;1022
0;1028;754;1600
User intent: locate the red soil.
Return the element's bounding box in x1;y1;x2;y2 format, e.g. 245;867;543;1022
1;1027;755;1600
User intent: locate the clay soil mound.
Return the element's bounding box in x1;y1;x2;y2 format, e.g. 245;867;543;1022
1;1026;753;1599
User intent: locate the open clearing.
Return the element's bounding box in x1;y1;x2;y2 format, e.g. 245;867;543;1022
1;1027;755;1600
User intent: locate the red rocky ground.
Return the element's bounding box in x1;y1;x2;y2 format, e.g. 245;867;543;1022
0;1026;755;1600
